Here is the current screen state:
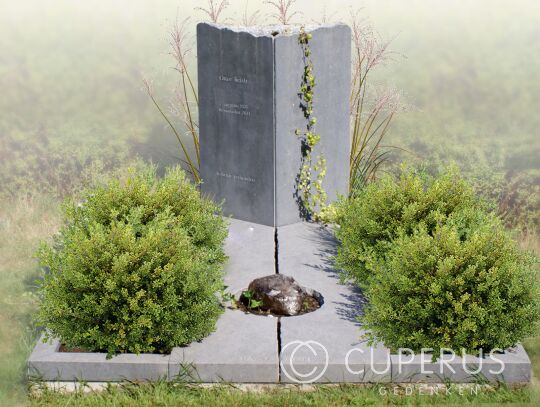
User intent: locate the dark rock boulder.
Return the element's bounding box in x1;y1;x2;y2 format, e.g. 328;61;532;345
243;274;323;316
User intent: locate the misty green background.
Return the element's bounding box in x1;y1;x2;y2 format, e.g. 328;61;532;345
1;0;538;170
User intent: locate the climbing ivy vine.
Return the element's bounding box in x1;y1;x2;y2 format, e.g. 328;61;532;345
295;27;328;221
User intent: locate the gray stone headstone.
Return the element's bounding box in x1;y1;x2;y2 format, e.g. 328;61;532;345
198;23;351;226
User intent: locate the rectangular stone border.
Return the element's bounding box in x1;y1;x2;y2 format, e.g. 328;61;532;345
27;220;533;384
28;335;531;384
28;334;170;382
389;346;531;384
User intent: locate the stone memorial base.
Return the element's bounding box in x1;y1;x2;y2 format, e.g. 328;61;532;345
28;219;531;384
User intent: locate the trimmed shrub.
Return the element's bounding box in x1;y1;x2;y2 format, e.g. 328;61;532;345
361;209;540;353
37;166;228;356
335;166;481;287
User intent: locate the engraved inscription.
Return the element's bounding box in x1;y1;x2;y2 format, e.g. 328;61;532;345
219;75;249;84
217;72;252;117
218;103;251;117
216;171;256;183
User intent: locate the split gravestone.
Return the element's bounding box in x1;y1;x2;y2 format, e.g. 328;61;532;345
198;23;351;226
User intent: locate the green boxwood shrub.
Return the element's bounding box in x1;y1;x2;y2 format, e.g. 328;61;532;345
37;166;228;356
361;209;540;353
335;166;481;287
336;166;540;353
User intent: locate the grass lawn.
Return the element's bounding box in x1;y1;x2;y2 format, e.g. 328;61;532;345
26;382;539;406
0;192;538;406
0;195;61;406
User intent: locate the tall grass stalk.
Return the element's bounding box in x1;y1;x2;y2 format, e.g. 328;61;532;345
196;0;230;24
144;18;201;183
241;1;261;26
264;0;301;25
349;10;403;197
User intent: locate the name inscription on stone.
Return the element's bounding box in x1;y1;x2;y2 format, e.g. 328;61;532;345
216;171;256;183
217;73;252;118
219;75;249;84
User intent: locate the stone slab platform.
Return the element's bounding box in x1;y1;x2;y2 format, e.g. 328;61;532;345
170;219;279;383
278;222;390;383
28;219;279;383
28;220;531;384
278;222;531;384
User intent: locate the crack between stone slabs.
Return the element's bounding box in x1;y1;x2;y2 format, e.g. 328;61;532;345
272;34;277;228
274;227;283;382
274;227;279;275
271;42;282;381
277;316;282;383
